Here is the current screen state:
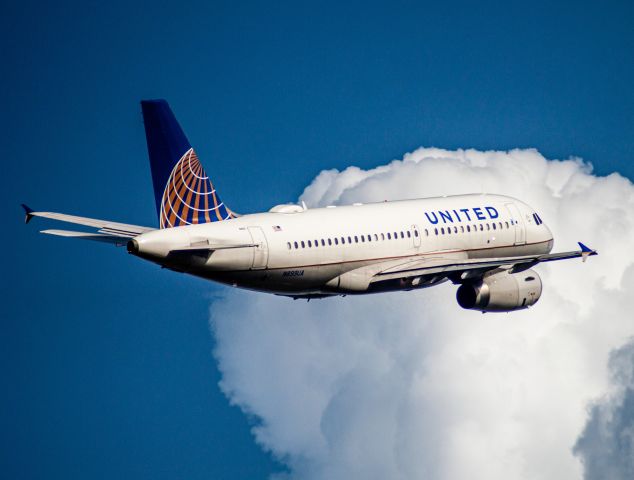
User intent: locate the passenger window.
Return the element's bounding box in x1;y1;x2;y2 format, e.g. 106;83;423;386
287;242;291;249
308;240;312;247
454;226;457;233
367;235;372;242
386;233;391;240
321;239;325;246
492;223;496;230
467;225;470;232
374;234;379;241
447;227;451;235
334;238;339;245
435;228;438;235
301;241;305;248
341;237;345;244
394;232;398;239
355;235;359;242
361;235;365;242
460;226;464;233
400;231;404;238
505;221;509;229
425;229;429;236
348;236;352;243
486;224;490;230
294;241;298;249
328;238;332;246
479;224;483;231
381;233;385;240
441;227;445;234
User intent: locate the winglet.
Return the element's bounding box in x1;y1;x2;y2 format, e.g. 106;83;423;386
578;242;597;262
21;204;34;224
578;242;592;252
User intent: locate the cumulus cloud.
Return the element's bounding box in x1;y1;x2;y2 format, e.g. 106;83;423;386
574;338;634;480
210;148;634;480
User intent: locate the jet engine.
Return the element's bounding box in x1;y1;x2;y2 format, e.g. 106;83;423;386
456;269;542;312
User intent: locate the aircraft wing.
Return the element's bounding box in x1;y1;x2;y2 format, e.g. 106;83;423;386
372;242;597;284
22;204;154;245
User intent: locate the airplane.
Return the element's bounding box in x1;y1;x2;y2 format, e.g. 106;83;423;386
22;99;597;312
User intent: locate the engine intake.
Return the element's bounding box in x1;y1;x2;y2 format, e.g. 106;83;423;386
456;269;542;312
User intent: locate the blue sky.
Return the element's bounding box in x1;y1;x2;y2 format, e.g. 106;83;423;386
2;1;633;478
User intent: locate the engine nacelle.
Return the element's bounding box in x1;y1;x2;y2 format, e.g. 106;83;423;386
456;269;542;312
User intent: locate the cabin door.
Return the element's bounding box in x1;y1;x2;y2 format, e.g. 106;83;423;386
505;203;526;245
247;226;269;269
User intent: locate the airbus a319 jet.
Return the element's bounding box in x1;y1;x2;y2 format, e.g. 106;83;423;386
23;100;597;312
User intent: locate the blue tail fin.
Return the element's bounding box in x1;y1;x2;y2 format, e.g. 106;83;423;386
141;99;235;228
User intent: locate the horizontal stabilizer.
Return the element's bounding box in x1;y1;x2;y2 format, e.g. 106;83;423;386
23;209;153;235
22;204;155;247
40;229;130;245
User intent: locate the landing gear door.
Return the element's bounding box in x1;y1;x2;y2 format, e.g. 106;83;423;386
247;226;269;269
505;203;526;245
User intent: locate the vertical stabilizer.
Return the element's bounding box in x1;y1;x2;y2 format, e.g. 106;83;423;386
141;100;234;228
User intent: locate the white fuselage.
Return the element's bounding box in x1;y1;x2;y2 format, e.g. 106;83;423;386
132;193;554;297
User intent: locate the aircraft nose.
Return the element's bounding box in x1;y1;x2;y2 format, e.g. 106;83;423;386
127;239;139;254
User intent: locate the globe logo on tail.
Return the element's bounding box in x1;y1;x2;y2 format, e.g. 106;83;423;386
159;148;235;228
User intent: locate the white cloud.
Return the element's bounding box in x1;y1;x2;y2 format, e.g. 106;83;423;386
574;337;634;480
210;148;634;480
